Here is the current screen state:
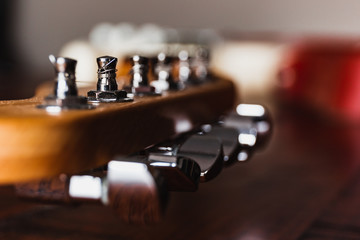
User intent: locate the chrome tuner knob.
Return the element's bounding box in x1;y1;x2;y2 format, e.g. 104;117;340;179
87;56;132;103
125;55;159;96
205;104;272;166
150;52;176;93
225;104;272;149
38;55;93;111
148;153;201;191
15;158;167;224
177;50;191;89
192;47;210;81
149;134;224;183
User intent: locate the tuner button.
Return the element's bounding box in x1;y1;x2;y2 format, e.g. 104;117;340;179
178;135;223;182
105;159;167;224
147;154;201;191
203;125;242;166
38;55;93;110
87;55;132;103
224;104;272;149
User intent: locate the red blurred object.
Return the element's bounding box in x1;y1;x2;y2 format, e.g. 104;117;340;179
279;38;360;120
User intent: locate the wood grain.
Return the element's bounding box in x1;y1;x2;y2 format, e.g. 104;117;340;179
0;77;235;183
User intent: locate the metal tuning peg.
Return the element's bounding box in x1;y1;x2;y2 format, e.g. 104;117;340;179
149;134;224;183
191;47;210;81
15;158;167;224
204;104;272;166
176;50;192;90
148;152;201;191
38;55;92;111
150;52;177;93
201;124;243;166
125;55;159;96
87;56;132;103
225;104;272;149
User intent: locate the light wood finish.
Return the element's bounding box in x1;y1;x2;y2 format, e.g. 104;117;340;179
0;78;235;184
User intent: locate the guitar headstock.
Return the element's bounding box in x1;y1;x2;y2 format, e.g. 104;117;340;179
7;49;271;223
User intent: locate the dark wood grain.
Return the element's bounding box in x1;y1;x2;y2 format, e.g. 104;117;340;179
0;102;360;239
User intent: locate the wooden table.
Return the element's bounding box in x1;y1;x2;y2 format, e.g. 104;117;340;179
0;99;359;239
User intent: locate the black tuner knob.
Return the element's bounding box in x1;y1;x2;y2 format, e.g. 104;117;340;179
37;55;93;111
87;56;132;103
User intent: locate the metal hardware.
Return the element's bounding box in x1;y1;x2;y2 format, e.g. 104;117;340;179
38;55;93;111
192;47;210;81
148;154;201;191
202;104;272;166
149;134;223;182
224;104;272;149
177;50;191;89
150;52;177;93
125;55;159;96
16;158;167;224
87;56;132;103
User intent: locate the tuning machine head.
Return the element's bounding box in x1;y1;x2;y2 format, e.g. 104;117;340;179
16;158;168;224
203;104;272;166
150;53;178;93
124;55;159;96
38;55;93;111
87;56;132;103
148;134;224;184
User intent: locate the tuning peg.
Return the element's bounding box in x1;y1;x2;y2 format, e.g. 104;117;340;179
147;154;201;191
224;104;272;149
201;125;245;165
176;50;191;89
124;55;159;96
38;55;93;111
150;52;177;93
87;56;132;103
191;47;210;81
16;158;167;224
200;104;272;166
149;134;223;183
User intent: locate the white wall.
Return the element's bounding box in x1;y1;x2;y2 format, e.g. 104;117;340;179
14;0;360;72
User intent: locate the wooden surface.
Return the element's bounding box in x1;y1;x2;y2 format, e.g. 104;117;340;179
1;102;360;239
0;77;235;183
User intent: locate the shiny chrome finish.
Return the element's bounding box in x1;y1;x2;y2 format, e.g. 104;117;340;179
177;50;191;89
191;47;210;81
150;52;175;93
203;125;243;166
87;56;132;103
148;154;201;191
224;104;272;149
125;55;159;96
16;158;167;224
150;134;223;183
178;135;223;182
97;56;118;91
38;55;93;111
